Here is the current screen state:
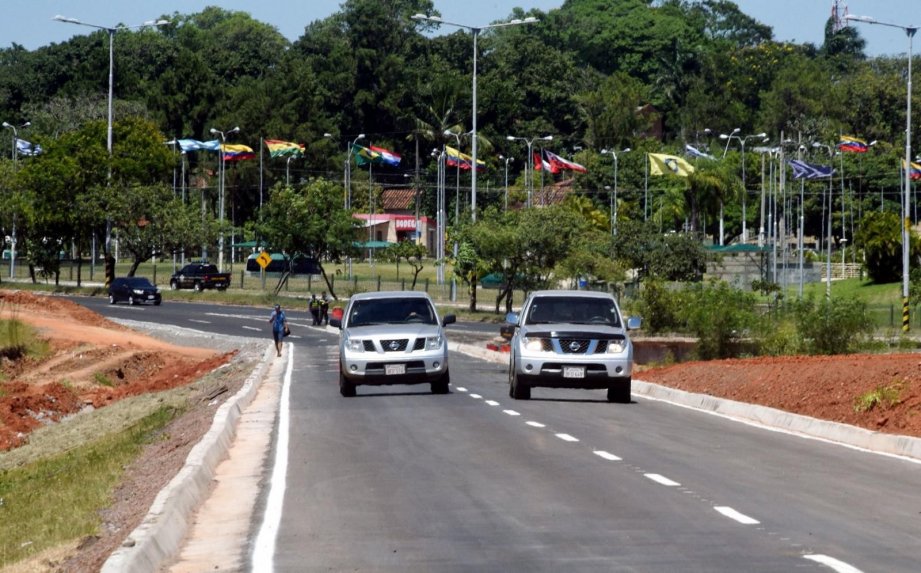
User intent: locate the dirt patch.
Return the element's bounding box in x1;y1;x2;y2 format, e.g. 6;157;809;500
639;353;921;437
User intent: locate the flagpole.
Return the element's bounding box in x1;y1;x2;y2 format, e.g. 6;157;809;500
644;153;648;222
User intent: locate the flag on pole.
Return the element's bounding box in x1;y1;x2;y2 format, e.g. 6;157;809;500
544;149;588;173
532;150;558;173
902;159;921;180
264;139;305;158
370;145;401;167
352;144;380;166
15;138;42;156
648;153;695;177
685;144;715;160
169;139;220;152
446;146;486;171
221;143;255;161
787;159;834;179
837;135;868;153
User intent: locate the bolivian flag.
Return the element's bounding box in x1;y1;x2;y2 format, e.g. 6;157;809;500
649;153;695;177
264;139;305;158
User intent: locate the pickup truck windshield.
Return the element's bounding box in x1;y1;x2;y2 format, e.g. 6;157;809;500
525;296;621;327
348;299;437;327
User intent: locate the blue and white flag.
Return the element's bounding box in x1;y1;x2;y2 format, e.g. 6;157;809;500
15;138;42;156
169;138;221;152
685;144;715;160
787;159;834;179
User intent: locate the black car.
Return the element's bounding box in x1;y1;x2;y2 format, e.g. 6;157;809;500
108;277;162;306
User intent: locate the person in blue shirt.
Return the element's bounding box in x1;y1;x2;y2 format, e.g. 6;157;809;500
268;303;288;357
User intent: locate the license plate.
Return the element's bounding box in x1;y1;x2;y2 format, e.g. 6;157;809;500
147;295;154;299
385;364;406;375
563;366;585;379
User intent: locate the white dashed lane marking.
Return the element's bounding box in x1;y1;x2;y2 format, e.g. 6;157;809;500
526;421;546;428
593;450;622;461
469;393;482;399
188;319;210;324
485;400;500;406
242;326;261;332
455;387;468;392
555;433;579;442
645;473;681;487
503;410;520;417
714;506;760;525
802;554;864;573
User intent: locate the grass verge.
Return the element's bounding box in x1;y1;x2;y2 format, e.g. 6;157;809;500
0;405;181;566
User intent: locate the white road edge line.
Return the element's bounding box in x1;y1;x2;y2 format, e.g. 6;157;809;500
593;450;622;461
555;433;579;442
252;343;294;570
526;421;546;428
802;554;864;573
713;506;760;525
644;473;681;487
188;319;210;324
503;410;520;416
485;400;500;406
241;326;261;331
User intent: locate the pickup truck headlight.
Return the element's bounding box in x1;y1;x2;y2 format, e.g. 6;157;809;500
522;337;543;352
607;340;626;354
346;337;364;352
425;335;443;350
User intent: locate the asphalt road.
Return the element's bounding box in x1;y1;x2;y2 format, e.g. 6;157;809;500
70;295;921;573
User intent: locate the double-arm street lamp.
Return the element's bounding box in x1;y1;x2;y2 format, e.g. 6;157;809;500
601;148;630;235
2;120;30;278
848;13;915;331
209;126;240;273
720;129;769;243
506;134;553;207
412;13;537;221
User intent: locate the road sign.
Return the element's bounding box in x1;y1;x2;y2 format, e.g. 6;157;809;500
255;251;272;270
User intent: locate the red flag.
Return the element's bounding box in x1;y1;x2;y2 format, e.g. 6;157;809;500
545;149;588;173
533;150;558;173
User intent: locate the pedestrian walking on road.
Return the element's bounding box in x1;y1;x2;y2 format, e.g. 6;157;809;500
269;303;288;357
320;291;330;325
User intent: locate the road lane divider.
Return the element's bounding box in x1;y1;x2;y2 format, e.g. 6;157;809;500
714;506;759;525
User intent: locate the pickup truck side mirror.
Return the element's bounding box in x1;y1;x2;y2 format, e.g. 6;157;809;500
442;314;456;327
505;312;520;326
626;316;642;330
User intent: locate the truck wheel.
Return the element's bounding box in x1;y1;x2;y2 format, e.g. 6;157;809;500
431;370;450;394
607;378;631;403
169;280;179;290
108;294;116;305
193;282;203;292
509;365;530;400
339;371;356;397
128;295;137;306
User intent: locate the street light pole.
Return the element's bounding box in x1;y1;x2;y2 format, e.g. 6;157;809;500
602;148;631;235
848;13;915;331
412;14;536;221
209;126;240;273
720;130;768;243
2;120;29;279
499;155;514;211
507;134;552;207
54;15;169;284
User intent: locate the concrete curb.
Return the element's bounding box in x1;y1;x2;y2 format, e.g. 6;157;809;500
453;342;921;462
101;342;278;573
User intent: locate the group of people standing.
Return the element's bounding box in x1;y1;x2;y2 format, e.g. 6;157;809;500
268;292;331;357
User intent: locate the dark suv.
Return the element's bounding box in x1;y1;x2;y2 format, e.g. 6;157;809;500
108;277;162;306
506;290;640;402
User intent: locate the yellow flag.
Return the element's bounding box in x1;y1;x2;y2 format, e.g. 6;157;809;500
649;153;695;177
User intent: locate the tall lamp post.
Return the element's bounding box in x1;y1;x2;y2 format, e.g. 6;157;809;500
720;129;768;243
54;15;169;284
601;148;631;235
209;126;240;273
499;155;514;211
412;13;537;221
444;129;464;223
507;134;552;207
2;120;29;278
848;14;915;331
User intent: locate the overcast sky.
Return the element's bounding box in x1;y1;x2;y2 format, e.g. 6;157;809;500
1;1;917;57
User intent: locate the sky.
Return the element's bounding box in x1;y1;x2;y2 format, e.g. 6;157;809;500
0;1;918;58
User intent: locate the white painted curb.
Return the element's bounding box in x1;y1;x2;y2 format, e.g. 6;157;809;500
101;342;278;573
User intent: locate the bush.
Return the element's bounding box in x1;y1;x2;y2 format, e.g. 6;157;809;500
681;280;757;359
636;279;683;334
789;296;874;355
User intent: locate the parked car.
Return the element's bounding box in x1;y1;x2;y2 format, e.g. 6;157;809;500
169;263;231;291
505;290;641;402
329;291;456;397
108;277;162;306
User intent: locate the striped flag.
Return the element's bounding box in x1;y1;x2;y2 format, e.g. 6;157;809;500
15;138;42;156
221;143;255;161
169;139;220;152
370;145;401;167
902;159;921;180
837;135;868;153
446;146;486;171
787;159;834;179
264;139;305;158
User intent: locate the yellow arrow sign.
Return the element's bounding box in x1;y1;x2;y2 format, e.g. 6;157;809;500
256;251;272;269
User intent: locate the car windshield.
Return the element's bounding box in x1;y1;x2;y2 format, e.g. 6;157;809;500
125;278;153;287
348;298;437;327
525;296;621;327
